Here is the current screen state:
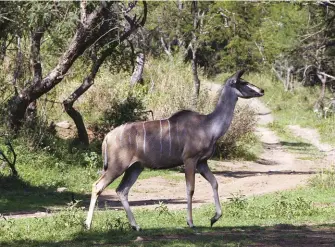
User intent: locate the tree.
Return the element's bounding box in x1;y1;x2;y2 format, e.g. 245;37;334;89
4;1;147;140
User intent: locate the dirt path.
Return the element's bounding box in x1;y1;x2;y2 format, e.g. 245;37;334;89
100;83;333;211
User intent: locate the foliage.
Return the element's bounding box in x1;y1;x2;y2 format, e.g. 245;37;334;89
215;104;258;160
225;193;316;219
309;167;335;190
143;56;211;118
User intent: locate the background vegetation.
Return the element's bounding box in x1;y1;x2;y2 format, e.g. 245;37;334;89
0;1;335;246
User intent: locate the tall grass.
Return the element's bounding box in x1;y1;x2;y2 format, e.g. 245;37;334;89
309;167;335;190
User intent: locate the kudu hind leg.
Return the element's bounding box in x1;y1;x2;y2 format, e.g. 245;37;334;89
85;173;117;229
185;160;196;228
197;162;222;227
116;162;143;231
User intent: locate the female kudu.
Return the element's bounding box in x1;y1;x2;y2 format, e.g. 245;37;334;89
86;70;264;230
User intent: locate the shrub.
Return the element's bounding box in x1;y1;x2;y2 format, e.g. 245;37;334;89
309;167;335;190
91;95;148;140
214;104;258;160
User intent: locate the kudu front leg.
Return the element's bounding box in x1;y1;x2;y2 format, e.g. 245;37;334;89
116;162;143;231
184;160;196;228
197;162;222;227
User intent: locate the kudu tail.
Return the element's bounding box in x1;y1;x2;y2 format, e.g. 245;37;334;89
103;138;108;171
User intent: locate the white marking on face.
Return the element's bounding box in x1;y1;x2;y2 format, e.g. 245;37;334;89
160;120;163;155
128;132;131;144
143;122;146;153
167;119;171;156
247;84;262;94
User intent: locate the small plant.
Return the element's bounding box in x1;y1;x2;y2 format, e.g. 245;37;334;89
100;215;131;231
226;192;248;217
83;152;99;168
155;201;171;216
54;204;86;230
272;195;315;218
309;167;335;190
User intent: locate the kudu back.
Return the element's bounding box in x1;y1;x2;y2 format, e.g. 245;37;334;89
86;70;264;231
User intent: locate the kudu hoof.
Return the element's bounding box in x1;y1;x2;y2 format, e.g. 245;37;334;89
131;225;141;231
84;221;91;230
187;221;195;228
210;214;222;227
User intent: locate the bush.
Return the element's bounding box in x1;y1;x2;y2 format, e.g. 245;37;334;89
214;104;258;160
309;167;335;190
91;95;148;140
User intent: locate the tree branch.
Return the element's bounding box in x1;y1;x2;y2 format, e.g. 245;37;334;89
0;139;17;176
30;27;44;86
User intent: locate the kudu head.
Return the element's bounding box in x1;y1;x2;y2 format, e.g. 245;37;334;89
226;70;264;98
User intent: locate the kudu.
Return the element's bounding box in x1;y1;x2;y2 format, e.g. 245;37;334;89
85;70;264;230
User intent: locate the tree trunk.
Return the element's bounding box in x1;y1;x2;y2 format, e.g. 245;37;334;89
191;48;200;108
25;101;37;126
0;37;7;63
63;102;90;147
191;1;200;109
131;52;145;86
63;77;94;146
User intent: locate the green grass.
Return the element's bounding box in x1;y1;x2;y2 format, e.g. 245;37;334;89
245;73;335;145
1;186;335;247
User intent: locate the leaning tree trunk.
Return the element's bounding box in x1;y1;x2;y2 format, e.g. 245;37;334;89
130;52;145;86
63;49;109;146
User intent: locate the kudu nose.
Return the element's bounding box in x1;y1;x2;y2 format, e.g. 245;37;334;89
260;89;264;94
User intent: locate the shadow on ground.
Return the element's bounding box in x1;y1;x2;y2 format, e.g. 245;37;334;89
96;196;190;209
0;175;86;214
1;223;335;247
212;170;316;179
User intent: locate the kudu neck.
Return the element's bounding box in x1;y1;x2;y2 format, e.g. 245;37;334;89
207;85;238;139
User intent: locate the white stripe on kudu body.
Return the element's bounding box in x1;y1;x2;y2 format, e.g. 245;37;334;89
143;122;146;153
167;119;172;156
159;120;163;155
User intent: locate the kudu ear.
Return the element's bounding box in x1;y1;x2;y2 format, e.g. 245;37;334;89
233;70;245;81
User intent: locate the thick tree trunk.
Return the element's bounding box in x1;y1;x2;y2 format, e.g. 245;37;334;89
63;77;94;146
131;52;145;86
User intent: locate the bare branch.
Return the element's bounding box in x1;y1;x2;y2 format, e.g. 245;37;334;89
0;139;17;176
317;71;335;81
80;0;87;23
